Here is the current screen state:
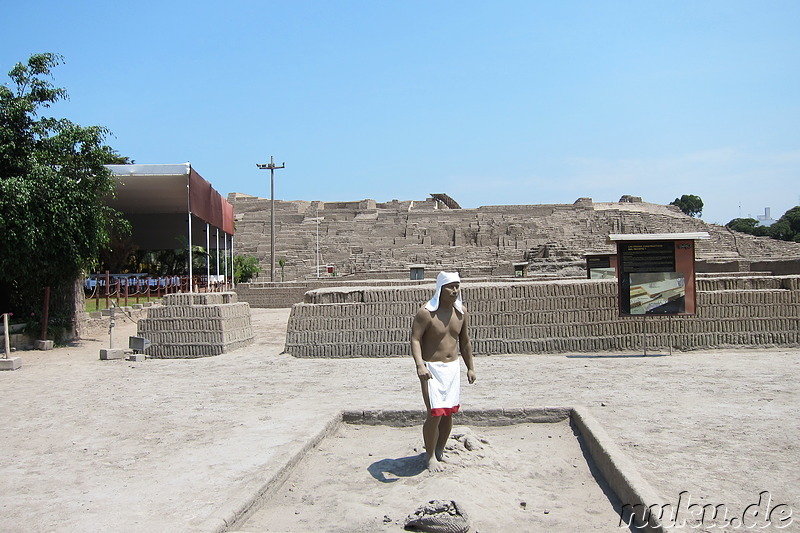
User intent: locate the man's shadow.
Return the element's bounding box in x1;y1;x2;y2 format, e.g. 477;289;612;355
368;453;427;483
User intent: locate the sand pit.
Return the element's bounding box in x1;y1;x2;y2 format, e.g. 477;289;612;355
237;420;626;532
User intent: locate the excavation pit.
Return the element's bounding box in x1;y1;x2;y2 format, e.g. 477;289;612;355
233;408;659;532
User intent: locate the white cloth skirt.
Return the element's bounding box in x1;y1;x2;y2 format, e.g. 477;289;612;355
426;360;461;416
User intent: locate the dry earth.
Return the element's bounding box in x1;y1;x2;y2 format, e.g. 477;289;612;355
0;307;798;532
239;421;624;532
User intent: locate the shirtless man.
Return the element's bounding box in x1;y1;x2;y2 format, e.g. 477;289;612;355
410;271;476;472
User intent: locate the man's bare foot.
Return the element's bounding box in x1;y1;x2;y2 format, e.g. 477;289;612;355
426;454;444;473
435;448;447;463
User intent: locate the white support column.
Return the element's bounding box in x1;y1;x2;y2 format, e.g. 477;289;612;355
187;176;193;293
224;233;229;289
206;222;211;290
187;212;193;293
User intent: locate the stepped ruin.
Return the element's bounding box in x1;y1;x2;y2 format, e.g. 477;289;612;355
228;194;800;281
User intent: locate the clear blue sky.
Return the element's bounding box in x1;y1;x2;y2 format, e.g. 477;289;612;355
2;0;798;224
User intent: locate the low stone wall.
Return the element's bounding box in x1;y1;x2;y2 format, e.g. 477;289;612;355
696;258;800;275
284;275;800;357
138;292;254;358
235;274;582;309
235;282;314;309
5;332;33;351
235;278;442;308
751;259;800;275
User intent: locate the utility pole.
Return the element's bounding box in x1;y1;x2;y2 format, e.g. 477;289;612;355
315;203;321;278
256;156;285;282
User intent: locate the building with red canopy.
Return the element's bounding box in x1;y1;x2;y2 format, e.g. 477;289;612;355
105;163;234;287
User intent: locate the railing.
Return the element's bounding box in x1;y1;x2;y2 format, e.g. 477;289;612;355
84;272;231;311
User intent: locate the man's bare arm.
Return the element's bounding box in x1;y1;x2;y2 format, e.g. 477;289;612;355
459;311;476;384
411;307;432;380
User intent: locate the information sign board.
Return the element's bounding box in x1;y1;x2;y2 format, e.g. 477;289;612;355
609;233;709;316
586;254;617;280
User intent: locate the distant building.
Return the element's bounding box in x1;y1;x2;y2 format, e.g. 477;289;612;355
757;207;776;227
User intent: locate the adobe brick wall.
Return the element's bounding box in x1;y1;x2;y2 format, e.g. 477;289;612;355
284;275;800;357
234;274;580;308
234;283;312;309
137;292;254;358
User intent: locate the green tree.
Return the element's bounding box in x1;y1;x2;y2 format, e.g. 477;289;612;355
234;255;261;283
278;258;286;282
101;147;134;164
770;206;800;242
725;218;771;237
0;53;126;336
670;194;704;217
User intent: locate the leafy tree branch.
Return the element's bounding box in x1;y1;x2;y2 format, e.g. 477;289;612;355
0;53;130;337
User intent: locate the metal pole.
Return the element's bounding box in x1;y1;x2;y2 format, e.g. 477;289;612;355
187;172;193;293
108;305;115;349
224;233;229;289
206;222;211;291
642;315;647;356
270;161;274;282
256;156;285;283
187;211;193;293
216;227;220;290
669;315;673;356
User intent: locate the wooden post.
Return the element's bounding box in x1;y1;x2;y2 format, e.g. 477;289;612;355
3;313;10;358
41;286;51;341
105;270;110;310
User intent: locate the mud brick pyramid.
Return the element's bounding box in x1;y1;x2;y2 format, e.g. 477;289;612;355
227;194;800;282
138;292;254;358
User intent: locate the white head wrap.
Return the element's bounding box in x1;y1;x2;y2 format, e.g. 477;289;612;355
424;271;463;313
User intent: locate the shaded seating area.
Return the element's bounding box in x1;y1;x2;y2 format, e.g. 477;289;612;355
104;163;235;292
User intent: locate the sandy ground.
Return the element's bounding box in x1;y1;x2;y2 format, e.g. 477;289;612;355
0;307;798;532
240;422;624;532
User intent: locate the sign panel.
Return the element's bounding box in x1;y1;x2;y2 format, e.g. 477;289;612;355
586;254;617;280
616;240;697;316
628;271;685;314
